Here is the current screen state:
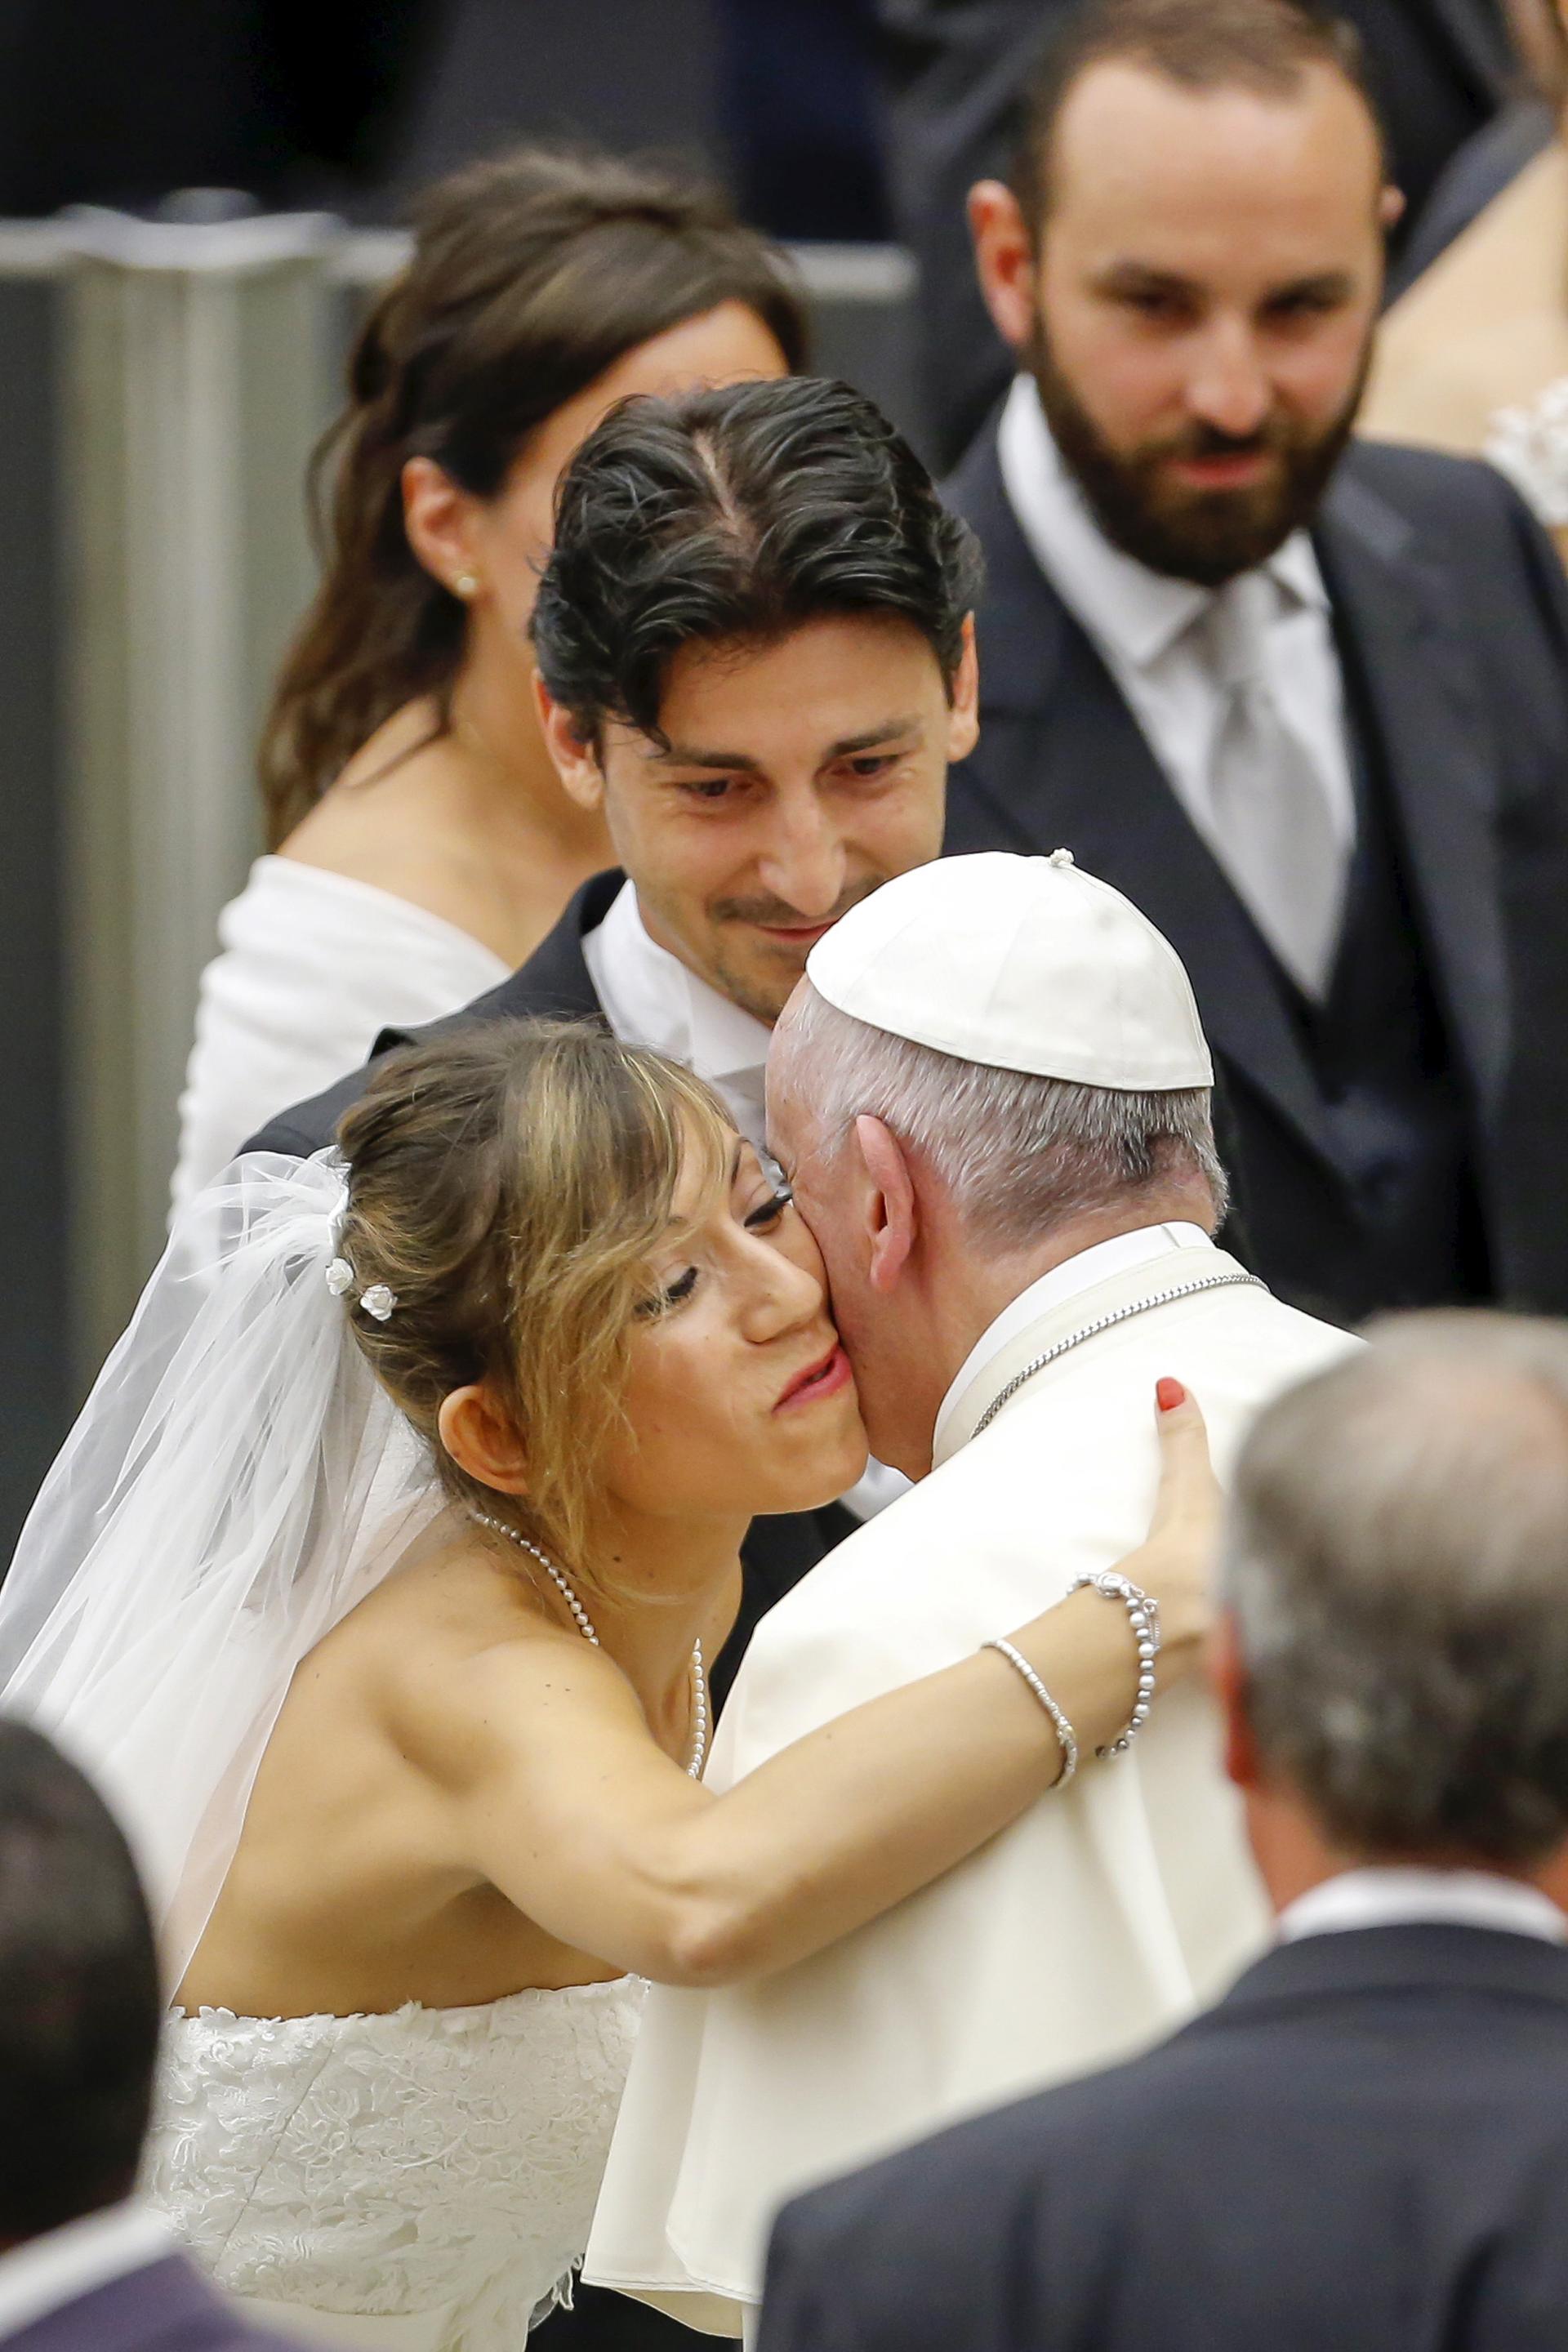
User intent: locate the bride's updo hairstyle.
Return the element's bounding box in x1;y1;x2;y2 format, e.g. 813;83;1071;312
333;1018;729;1584
260;143;807;844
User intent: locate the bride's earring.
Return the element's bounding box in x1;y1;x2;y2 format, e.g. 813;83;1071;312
452;569;479;600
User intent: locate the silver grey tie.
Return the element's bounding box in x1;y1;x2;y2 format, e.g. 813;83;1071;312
1195;572;1348;1000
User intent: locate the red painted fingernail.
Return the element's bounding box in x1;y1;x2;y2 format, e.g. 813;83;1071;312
1156;1378;1187;1413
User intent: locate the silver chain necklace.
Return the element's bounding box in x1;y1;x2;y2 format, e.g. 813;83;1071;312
972;1267;1266;1440
472;1513;708;1780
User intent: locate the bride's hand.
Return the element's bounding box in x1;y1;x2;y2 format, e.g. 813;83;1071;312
1118;1377;1221;1685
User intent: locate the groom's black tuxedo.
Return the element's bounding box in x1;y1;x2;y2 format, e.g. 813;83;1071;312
943;421;1568;1330
244;870;855;1711
760;1922;1568;2352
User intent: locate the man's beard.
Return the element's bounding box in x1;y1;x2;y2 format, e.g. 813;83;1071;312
1027;318;1370;588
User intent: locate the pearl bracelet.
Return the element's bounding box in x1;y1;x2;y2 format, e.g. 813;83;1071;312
1064;1570;1160;1757
982;1639;1079;1788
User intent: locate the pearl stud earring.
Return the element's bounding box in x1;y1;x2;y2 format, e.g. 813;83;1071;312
452;570;479;599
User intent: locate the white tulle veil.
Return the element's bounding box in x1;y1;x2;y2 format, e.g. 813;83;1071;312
0;1151;445;1986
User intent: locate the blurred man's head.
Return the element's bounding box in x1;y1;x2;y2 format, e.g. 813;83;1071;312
969;0;1400;586
0;1722;161;2249
1218;1316;1568;1910
768;853;1226;1473
532;376;982;1025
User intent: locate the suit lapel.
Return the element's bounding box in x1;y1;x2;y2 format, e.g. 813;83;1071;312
472;866;621;1024
946;430;1339;1169
367;867;621;1062
1315;462;1508;1119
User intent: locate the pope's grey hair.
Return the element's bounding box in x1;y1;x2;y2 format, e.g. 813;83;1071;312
1225;1312;1568;1866
769;982;1227;1254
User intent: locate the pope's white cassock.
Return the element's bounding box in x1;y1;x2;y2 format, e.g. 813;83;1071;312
586;856;1359;2335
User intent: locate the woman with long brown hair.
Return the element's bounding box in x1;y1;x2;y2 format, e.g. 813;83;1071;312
5;1020;1218;2346
172;146;804;1209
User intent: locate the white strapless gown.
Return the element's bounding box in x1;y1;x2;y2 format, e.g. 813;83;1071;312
145;1980;644;2350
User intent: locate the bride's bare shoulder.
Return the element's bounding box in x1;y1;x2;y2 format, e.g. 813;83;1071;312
324;1530;629;1772
335;1526;556;1661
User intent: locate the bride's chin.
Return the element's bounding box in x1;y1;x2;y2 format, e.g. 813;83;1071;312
764;1431;871;1516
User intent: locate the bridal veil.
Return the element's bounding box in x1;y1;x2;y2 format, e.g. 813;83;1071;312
0;1152;443;1984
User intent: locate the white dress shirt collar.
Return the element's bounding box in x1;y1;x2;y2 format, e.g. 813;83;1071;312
996;372;1329;667
1279;1867;1568;1948
932;1221;1214;1465
0;2201;173;2344
582;880;773;1148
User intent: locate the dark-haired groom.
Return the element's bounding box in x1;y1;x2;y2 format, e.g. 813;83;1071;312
247;374;983;1694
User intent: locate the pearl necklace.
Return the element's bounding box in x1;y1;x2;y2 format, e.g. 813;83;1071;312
473;1513;707;1780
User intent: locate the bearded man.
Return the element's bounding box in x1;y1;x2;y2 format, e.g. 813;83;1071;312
943;0;1568;1330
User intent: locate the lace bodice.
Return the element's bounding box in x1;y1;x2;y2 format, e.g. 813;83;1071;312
145;1979;644;2349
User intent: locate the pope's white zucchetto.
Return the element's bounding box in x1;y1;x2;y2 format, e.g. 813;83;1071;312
804;849;1214;1091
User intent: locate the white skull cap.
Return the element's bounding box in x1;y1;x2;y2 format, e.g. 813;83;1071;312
804;849;1214;1089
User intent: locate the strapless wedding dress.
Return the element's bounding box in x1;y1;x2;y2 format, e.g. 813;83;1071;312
145;1979;644;2350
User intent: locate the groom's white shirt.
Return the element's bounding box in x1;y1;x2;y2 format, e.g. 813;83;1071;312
585;1226;1357;2330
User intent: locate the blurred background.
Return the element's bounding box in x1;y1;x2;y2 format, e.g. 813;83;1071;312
0;0;1527;1551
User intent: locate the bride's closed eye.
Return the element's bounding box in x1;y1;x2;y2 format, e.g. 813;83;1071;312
637;1185;796;1319
642;1265;699;1316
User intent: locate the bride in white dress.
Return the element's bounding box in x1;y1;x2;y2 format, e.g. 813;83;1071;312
2;1020;1214;2348
172;144;804;1211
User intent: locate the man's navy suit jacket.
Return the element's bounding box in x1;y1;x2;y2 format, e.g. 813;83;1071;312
760;1922;1568;2352
942;422;1568;1327
7;2253;301;2352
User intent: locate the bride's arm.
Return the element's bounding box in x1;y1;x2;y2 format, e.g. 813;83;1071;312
425;1386;1217;1989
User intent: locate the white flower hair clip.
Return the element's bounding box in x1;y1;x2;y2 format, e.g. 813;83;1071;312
324;1254;399;1321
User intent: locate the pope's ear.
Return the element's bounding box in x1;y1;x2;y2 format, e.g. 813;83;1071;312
852;1116;916;1293
536;676;606;813
439;1383;530;1496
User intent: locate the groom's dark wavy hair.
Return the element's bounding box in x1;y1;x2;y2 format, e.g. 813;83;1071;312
531;376;983;749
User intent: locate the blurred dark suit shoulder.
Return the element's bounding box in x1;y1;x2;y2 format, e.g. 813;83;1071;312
760;1923;1568;2352
9;2252;302;2352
